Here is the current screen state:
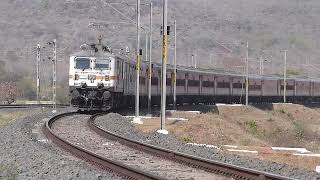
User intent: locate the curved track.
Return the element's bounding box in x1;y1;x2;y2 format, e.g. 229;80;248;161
43;112;163;180
44;112;291;180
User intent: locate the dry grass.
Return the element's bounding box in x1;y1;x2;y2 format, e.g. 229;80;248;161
0;111;33;127
234;152;320;171
135;104;320;171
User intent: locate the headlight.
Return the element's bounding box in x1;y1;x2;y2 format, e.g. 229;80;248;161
75;74;79;80
105;75;110;81
88;74;96;80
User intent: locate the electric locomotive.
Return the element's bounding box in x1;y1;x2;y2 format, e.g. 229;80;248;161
69;38;124;111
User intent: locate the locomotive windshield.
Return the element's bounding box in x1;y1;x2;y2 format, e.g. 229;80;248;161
95;58;110;70
75;58;91;70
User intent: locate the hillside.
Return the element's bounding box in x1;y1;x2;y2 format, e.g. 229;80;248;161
1;0;320;99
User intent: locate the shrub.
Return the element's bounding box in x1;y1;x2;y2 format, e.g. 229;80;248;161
0;163;18;179
181;135;193;143
16;78;36;100
287;112;294;120
278;109;286;114
292;121;305;140
244;120;258;134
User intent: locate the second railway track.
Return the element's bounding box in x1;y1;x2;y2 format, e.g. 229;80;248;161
0;104;70;109
44;112;291;180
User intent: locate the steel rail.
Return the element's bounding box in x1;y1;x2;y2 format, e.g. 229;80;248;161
43;112;164;180
89;113;293;180
0;104;70;109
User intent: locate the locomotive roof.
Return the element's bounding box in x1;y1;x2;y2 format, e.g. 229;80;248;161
146;61;320;83
70;50;114;57
69;52;320;83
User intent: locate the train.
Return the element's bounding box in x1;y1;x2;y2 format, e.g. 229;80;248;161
69;41;320;111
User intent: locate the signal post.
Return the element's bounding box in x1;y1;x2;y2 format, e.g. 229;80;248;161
157;0;169;135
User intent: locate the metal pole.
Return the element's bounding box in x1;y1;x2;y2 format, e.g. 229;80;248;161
191;54;194;67
53;39;57;112
210;53;215;67
262;58;264;75
245;41;249;106
145;34;148;62
148;2;153;115
270;55;274;74
284;50;287;103
160;0;168;132
194;54;197;68
173;20;177;110
135;0;140;118
259;56;262;75
36;44;41;105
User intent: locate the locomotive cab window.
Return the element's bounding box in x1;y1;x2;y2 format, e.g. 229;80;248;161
75;58;91;70
95;58;110;70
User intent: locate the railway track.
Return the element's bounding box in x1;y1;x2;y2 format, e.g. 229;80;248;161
0;104;70;109
44;112;291;180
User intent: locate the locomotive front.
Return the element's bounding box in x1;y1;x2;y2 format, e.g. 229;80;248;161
69;53;115;111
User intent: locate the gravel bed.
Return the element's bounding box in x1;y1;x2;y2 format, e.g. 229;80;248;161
0;108;121;180
52;114;227;180
96;113;320;180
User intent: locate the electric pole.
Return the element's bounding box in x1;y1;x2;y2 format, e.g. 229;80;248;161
210;53;214;67
283;50;287;103
47;39;57;112
148;2;153;115
262;58;264;75
245;41;249;106
145;34;148;62
194;54;197;68
191;54;194;67
259;56;262;75
134;0;141;123
158;0;168;134
52;39;57;112
173;20;177;110
36;44;41;105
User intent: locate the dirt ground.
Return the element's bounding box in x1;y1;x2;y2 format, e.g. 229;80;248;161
135;104;320;171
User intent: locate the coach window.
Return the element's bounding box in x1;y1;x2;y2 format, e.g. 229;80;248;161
166;78;172;86
151;77;158;85
177;79;185;86
217;81;230;88
75;57;91;70
95;58;110;70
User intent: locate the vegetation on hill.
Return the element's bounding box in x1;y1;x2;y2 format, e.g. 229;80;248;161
1;0;320;101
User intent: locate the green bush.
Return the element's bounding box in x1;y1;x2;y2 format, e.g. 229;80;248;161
0;163;18;180
278;109;286;114
244;120;258;134
293;121;305;140
180;135;193;143
16;78;36;100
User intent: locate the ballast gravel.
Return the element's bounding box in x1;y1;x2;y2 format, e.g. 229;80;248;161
95;113;320;180
0;108;122;180
52;114;226;179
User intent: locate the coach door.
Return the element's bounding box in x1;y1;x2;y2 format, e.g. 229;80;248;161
199;75;203;95
185;73;189;94
123;62;130;94
116;59;123;91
